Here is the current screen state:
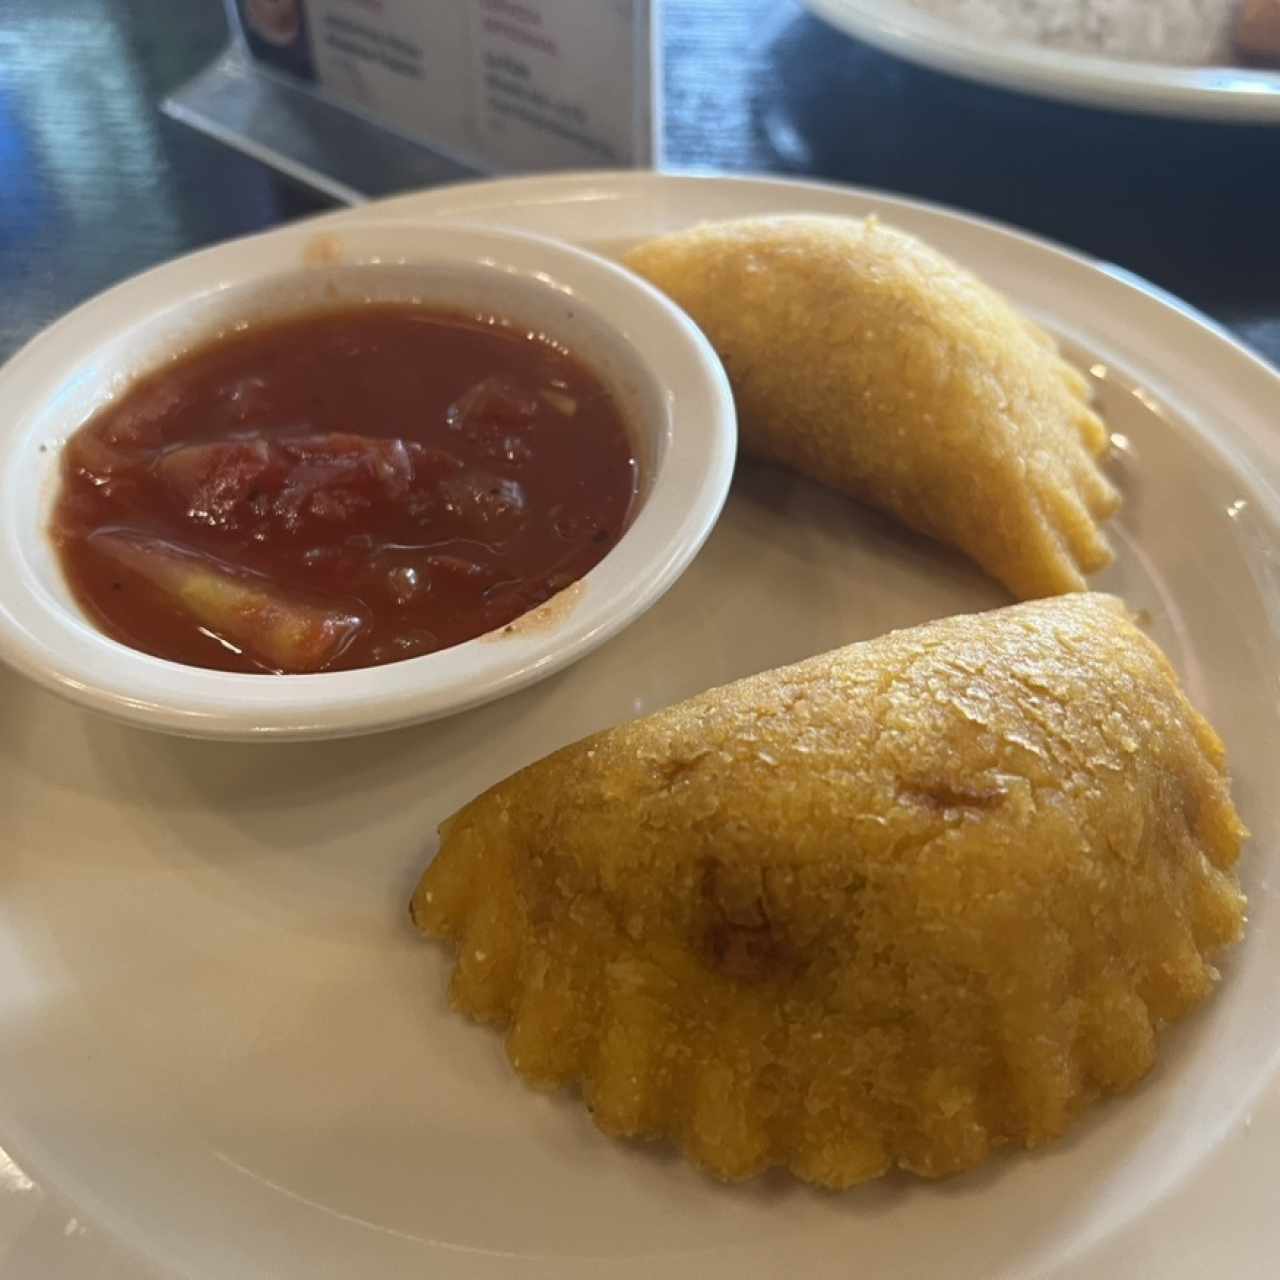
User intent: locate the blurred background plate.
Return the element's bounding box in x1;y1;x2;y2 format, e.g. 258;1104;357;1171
804;0;1280;120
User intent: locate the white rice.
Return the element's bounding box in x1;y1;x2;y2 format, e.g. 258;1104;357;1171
902;0;1237;64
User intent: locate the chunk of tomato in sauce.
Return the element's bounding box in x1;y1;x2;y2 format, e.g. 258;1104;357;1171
271;434;415;533
447;376;542;467
155;439;281;529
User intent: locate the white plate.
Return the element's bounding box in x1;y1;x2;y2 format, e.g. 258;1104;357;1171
804;0;1280;121
2;172;1279;1278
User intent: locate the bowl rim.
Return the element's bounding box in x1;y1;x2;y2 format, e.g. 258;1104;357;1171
0;219;737;740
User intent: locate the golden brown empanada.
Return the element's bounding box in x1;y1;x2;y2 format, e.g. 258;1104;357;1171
412;594;1245;1187
624;215;1120;600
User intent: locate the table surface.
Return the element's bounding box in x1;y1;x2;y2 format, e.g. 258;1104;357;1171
2;0;1278;369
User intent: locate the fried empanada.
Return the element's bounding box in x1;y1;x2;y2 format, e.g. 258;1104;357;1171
411;594;1245;1188
624;215;1120;600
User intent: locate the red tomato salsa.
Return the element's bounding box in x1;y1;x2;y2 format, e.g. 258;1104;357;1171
51;305;638;674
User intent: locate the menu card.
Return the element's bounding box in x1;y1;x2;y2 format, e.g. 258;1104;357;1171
230;0;658;173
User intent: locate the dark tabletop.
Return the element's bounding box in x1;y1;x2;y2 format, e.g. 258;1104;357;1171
2;0;1278;367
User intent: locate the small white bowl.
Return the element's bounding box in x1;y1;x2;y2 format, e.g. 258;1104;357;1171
0;220;735;740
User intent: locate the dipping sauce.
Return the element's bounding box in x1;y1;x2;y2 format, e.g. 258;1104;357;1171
51;305;638;674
